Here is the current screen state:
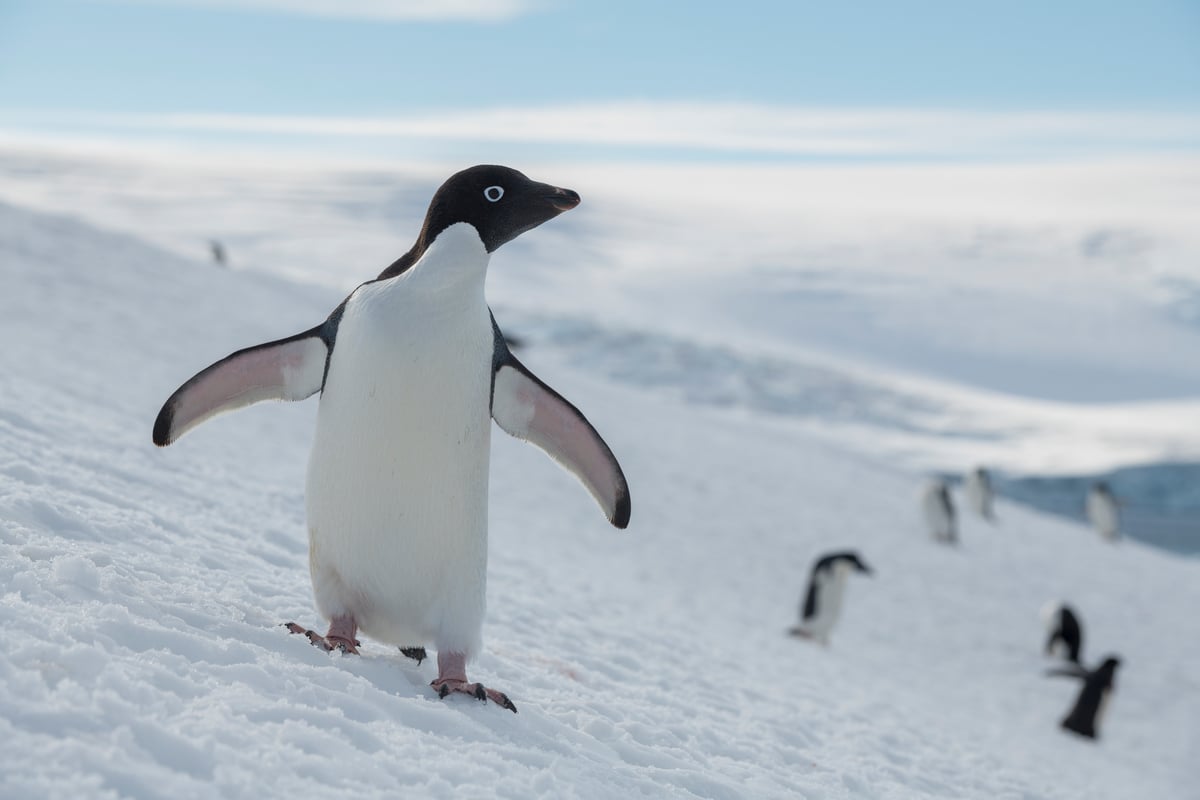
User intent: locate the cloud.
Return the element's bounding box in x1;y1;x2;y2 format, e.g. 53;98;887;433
30;103;1200;160
116;0;542;22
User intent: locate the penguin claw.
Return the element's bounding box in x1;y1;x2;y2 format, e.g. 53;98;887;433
429;679;518;713
284;622;359;655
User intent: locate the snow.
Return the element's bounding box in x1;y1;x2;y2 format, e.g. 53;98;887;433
1;150;1199;798
2;142;1200;473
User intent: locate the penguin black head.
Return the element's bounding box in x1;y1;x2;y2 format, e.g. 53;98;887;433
845;553;873;576
815;550;873;576
420;165;580;254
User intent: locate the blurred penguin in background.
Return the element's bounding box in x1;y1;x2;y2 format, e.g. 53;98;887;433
209;239;228;268
1048;656;1121;740
1042;601;1083;664
964;466;995;522
1086;482;1121;542
788;551;872;646
922;479;957;544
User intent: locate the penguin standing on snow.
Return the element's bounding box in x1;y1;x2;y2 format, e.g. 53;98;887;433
1086;482;1121;542
1041;601;1084;664
154;166;631;712
921;479;957;544
788;551;872;645
1047;656;1121;740
963;466;995;522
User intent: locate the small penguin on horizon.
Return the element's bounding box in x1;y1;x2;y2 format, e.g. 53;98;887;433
154;166;631;712
209;239;228;268
921;479;957;544
1041;601;1084;664
788;551;872;645
963;466;996;522
1047;656;1121;740
1086;482;1121;542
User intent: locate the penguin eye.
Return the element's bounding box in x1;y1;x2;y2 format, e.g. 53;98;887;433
483;186;504;203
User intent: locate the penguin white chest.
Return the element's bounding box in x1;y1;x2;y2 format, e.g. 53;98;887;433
305;224;495;654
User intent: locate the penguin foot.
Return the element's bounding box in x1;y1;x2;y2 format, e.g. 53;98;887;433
431;678;518;713
431;650;517;713
400;646;427;665
284;621;361;654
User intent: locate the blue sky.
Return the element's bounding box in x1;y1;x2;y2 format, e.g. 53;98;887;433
0;0;1197;161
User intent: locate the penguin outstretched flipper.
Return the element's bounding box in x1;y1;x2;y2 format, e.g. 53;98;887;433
153;322;334;446
1046;664;1089;679
490;330;631;529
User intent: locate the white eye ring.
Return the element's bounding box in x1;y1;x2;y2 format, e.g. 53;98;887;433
484;185;504;202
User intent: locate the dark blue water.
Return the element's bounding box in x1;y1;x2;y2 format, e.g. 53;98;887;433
989;463;1200;557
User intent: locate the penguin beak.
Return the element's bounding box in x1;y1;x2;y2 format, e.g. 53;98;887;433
546;186;581;212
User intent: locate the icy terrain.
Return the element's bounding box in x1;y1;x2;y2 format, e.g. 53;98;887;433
3;143;1200;476
1;186;1199;797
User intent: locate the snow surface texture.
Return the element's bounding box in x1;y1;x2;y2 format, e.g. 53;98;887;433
3;196;1200;799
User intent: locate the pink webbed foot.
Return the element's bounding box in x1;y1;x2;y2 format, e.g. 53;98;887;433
432;651;517;713
284;616;360;654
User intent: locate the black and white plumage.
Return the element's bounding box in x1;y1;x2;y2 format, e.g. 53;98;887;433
154;165;631;711
788;551;872;645
1047;656;1121;740
963;466;995;522
921;479;957;544
1086;482;1121;542
1041;601;1084;664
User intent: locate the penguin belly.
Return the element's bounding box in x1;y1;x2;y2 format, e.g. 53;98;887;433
804;573;846;643
305;275;494;657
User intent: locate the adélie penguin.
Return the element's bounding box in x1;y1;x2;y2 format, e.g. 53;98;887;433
1041;601;1084;664
1085;482;1121;542
788;551;872;645
1047;656;1121;740
153;166;631;712
963;466;995;522
921;479;957;544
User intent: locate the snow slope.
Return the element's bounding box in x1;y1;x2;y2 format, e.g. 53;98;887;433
2;143;1200;478
1;199;1198;799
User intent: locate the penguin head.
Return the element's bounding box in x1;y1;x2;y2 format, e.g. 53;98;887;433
420;165;580;253
847;553;873;576
817;550;873;576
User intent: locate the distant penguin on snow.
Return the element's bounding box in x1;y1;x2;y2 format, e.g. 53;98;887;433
788;551;872;645
1086;482;1121;542
1047;656;1121;740
1041;601;1083;664
154;166;631;712
964;466;995;522
922;479;957;544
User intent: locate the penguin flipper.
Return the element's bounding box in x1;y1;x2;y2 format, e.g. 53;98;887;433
802;580;819;620
491;358;631;529
153;328;328;446
1046;665;1089;680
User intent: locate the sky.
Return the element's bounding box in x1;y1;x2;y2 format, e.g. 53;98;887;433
0;0;1198;163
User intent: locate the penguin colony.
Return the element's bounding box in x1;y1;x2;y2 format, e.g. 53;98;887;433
910;469;1127;738
787;464;1126;739
155;166;1130;737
